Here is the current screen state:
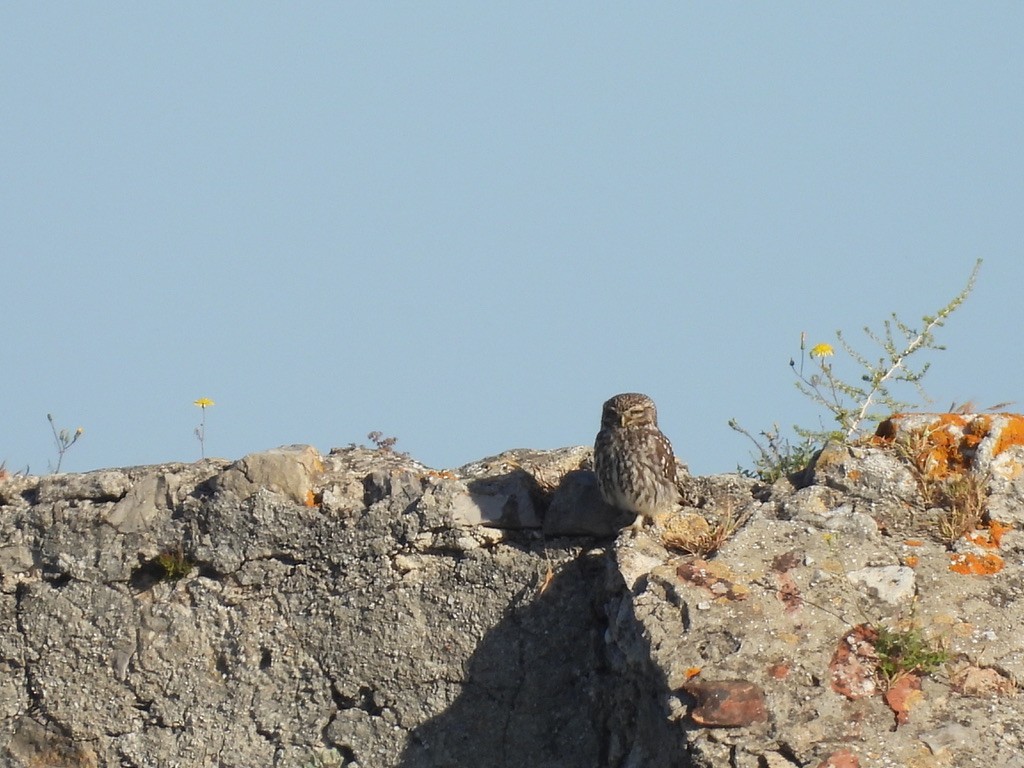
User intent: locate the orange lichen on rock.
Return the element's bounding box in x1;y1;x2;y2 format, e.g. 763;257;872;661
966;520;1012;549
989;519;1012;545
902;555;919;568
962;415;992;452
918;415;973;478
878;413;1024;478
993;414;1024;456
949;552;1004;575
874;413;1024;483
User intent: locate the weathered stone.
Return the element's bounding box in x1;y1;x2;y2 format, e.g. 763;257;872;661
0;546;33;575
36;469;131;503
875;412;1024;478
815;749;860;768
449;484;541;528
874;413;1024;526
544;469;633;536
0;475;37;507
3;439;1024;767
208;444;324;505
812;442;918;504
105;473;171;533
683;679;768;726
847;565;916;605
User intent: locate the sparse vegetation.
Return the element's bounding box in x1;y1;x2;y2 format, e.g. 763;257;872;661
872;623;949;689
793;259;982;443
367;431;399;452
662;503;751;557
731;259;982;482
47;413;83;473
888;420;992;544
155;548;194;581
728;421;818;484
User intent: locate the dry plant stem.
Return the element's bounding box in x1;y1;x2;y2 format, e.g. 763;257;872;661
195;412;207;459
193;398;214;459
893;431;989;544
47;413;83;474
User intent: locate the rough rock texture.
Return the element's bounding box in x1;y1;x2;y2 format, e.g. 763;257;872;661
2;420;1024;767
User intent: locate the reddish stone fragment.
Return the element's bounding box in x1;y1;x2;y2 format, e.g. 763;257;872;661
776;571;802;612
771;550;802;572
884;674;923;726
829;625;878;700
683;679;768;727
675;559;749;601
816;749;860;768
951;665;1015;697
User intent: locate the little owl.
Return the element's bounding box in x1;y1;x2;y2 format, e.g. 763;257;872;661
593;392;680;531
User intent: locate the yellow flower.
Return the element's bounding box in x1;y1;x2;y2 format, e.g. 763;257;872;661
193;398;215;408
809;343;834;359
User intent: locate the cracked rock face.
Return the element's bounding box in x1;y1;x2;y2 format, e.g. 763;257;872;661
4;436;1024;768
0;447;626;768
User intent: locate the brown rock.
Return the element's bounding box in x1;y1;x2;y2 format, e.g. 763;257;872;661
951;665;1016;697
816;749;860;768
675;558;750;601
683;679;768;727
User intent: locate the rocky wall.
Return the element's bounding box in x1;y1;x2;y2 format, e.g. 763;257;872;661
2;420;1023;767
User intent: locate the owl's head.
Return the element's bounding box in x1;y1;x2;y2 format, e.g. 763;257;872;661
600;392;659;429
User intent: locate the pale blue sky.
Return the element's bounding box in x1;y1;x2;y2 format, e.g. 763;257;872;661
3;4;1021;476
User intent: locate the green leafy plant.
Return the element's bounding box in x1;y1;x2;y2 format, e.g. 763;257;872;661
792;259;982;443
731;259;981;479
873;624;949;688
47;413;83;473
154;548;194;582
728;420;819;483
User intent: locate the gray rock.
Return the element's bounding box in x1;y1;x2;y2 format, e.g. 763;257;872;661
847;565;916;605
3;438;1024;767
449;483;541;528
0;547;33;575
36;468;131;503
105;473;171;533
208;444;324;505
543;469;633;537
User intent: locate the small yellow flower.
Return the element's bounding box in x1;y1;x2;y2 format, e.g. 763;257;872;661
193;397;215;408
809;343;834;359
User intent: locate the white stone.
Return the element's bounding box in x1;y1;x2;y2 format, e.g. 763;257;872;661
847;565;916;605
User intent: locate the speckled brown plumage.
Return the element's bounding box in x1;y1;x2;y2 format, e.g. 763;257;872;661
593;393;680;529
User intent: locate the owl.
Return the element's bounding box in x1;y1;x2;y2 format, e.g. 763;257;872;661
593;392;680;532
